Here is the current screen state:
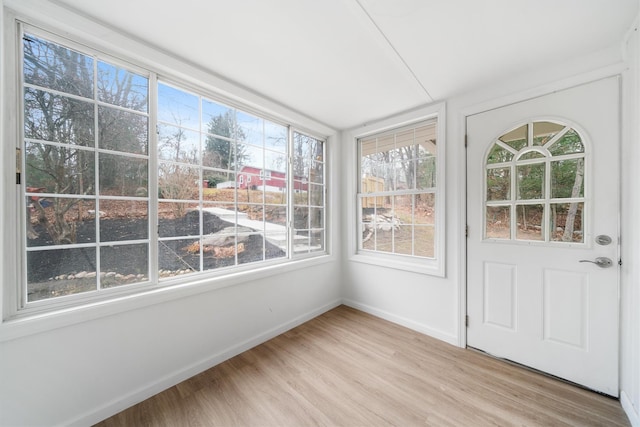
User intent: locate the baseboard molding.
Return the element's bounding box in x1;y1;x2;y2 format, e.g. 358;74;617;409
67;298;342;427
342;299;459;346
622;390;640;427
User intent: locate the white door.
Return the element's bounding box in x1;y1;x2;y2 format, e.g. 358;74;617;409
466;77;620;396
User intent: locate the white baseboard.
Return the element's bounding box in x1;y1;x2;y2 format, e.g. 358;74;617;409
342;299;459;346
622;390;640;427
67;298;342;427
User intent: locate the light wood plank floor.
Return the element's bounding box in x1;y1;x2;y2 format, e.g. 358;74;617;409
95;305;630;426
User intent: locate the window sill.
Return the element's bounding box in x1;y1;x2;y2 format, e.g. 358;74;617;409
0;253;334;343
349;252;445;277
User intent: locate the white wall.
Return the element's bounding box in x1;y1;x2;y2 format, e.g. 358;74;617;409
621;13;640;427
0;2;342;426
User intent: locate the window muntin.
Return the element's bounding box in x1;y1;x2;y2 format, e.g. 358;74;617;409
484;121;586;243
357;120;437;259
19;29;327;309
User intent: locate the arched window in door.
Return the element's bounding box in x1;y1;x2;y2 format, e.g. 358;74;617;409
484;121;586;243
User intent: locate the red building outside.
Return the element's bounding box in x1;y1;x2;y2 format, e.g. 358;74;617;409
236;166;308;192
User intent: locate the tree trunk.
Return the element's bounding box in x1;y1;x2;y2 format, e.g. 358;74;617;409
562;159;584;242
34;199;77;245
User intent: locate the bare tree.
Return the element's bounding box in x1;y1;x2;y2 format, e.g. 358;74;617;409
23;34;148;244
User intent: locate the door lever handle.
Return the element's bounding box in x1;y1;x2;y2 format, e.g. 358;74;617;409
579;257;613;268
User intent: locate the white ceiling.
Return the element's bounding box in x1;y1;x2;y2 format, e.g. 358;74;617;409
49;0;638;130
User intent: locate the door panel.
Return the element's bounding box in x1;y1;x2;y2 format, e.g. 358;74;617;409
466;77;620;396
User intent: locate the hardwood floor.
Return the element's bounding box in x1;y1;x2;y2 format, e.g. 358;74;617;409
95;305;630;426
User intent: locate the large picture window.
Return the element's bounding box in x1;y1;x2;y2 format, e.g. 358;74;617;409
19;28;326;310
357;119;439;262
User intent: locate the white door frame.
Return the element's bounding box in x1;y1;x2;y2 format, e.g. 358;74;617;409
458;65;626;350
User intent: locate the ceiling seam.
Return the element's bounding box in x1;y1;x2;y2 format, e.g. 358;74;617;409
354;0;434;102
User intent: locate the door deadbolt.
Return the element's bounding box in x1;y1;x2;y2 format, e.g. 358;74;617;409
595;235;612;246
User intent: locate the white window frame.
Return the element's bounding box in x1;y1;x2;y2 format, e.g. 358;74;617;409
1;14;331;325
347;103;446;277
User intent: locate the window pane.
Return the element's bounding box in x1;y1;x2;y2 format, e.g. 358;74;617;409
362;221;375;251
238;232;265;265
499;124;528;151
243;145;264;170
97;61;148;112
201;204;236;225
159;203;199;237
308;183;324;207
516;204;543;241
487;143;514;164
550;203;584;243
551;159;584;199
394;160;412;190
266;205;287;226
414;225;435;258
517;163;545;200
25;142;95;195
533;121;565;146
27;247;97;301
99;154;148;197
265;232;288;258
158;124;199;164
415;193;435;225
518;150;545;160
203;136;234;170
486;205;510;239
158;163;198;201
264;121;287;153
362;157;394;192
23;34;94;98
239;175;262;202
99;200;148;242
262;178;286;204
100;243;149;287
486;167;510;201
309;161;323;184
393;194;413;256
159;238;200;277
394;225;413;256
307;230;324;253
373;197;394;253
548;129;584;155
361;174;384;194
26;197;96;247
203;178;236;200
416;156;436;189
24;88;95;145
394;194;412;223
236;111;263;145
99;106;148;154
309;207;324;230
158;83;199;130
265;149;287;173
246;205;264;226
202;99;234;137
